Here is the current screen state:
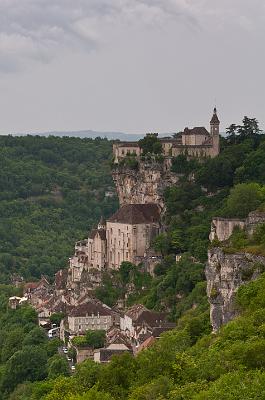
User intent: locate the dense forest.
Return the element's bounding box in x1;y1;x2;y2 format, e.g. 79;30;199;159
2;118;265;399
0;135;118;282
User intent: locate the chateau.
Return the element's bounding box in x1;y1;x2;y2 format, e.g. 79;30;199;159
113;108;220;164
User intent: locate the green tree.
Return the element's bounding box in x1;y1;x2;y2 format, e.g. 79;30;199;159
224;183;265;218
47;354;70;379
1;345;48;393
138;134;162;155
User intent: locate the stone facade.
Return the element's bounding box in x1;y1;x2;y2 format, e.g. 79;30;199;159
67;300;114;334
209;217;246;242
113;108;220;165
68;203;161;279
209;211;265;243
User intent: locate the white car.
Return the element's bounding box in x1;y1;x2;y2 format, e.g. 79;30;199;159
71;365;76;371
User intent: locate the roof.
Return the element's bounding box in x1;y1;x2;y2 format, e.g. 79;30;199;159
136;310;167;327
125;304;147;320
69;300;112;317
183;127;210;136
108;204;160;225
96;348;133;362
137;336;156;352
210;108;220;124
90;228;106;241
152;324;176;337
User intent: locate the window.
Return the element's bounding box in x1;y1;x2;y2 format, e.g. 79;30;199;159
118;229;121;236
126;252;128;259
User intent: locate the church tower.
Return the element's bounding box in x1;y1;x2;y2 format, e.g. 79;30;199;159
210;107;220;156
210;107;220;136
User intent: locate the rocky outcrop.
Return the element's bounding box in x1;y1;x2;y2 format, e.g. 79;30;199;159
112;160;180;211
206;248;265;332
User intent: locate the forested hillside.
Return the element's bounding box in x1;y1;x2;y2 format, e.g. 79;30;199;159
2;118;265;399
0;135;118;282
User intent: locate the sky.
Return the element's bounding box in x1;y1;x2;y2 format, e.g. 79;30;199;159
0;0;264;135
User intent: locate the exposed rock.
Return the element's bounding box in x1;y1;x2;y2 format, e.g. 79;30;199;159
206;248;265;332
112;160;180;211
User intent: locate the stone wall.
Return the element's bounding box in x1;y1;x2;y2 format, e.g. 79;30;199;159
209;218;246;242
209;212;265;243
206;248;265;332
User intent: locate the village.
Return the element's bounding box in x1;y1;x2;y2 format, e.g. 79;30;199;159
8;108;220;367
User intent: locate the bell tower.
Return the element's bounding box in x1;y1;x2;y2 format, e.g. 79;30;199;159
210;107;220;136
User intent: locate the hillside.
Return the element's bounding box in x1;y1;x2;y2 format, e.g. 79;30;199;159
2;118;265;399
0;135;118;282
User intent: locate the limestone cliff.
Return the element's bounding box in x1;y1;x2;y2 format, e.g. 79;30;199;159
206;248;265;332
112;160;180;210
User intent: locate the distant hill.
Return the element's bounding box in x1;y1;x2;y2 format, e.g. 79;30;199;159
14;130;174;141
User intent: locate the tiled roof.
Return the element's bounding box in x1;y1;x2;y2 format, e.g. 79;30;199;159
136;310;167;327
96;348;133;362
125;304;147;320
183;127;210;136
108;204;160;225
69;300;112;317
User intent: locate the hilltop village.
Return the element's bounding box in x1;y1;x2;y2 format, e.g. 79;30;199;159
10;108;223;363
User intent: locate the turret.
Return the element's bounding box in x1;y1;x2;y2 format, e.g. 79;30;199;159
210;107;220;136
98;216;106;230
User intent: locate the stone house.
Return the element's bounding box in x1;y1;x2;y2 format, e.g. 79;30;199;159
106;203;161;269
67;300;117;334
120;304;168;342
94;344;133;363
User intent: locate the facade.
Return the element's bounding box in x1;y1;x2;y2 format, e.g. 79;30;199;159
113;108;220;164
106;203;161;270
67;300;115;334
68;203;161;275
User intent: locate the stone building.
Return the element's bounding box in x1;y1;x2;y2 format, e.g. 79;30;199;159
67;300;116;334
106;203;161;269
113;108;220;164
68;203;161;276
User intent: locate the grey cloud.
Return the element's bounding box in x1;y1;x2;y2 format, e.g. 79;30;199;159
0;0;263;72
0;0;197;71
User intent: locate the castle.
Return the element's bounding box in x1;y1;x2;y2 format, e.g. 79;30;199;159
113;108;220;163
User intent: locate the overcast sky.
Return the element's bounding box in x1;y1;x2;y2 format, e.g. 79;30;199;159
0;0;264;134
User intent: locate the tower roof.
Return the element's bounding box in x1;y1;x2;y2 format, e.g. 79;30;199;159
99;216;106;226
210;107;220;124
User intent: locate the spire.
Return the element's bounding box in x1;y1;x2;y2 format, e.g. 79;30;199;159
210;107;220;125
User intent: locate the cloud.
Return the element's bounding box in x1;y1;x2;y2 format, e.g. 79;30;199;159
0;0;263;72
0;0;198;72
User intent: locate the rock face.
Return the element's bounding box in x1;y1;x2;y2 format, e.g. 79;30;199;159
206;248;265;332
112;160;180;211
